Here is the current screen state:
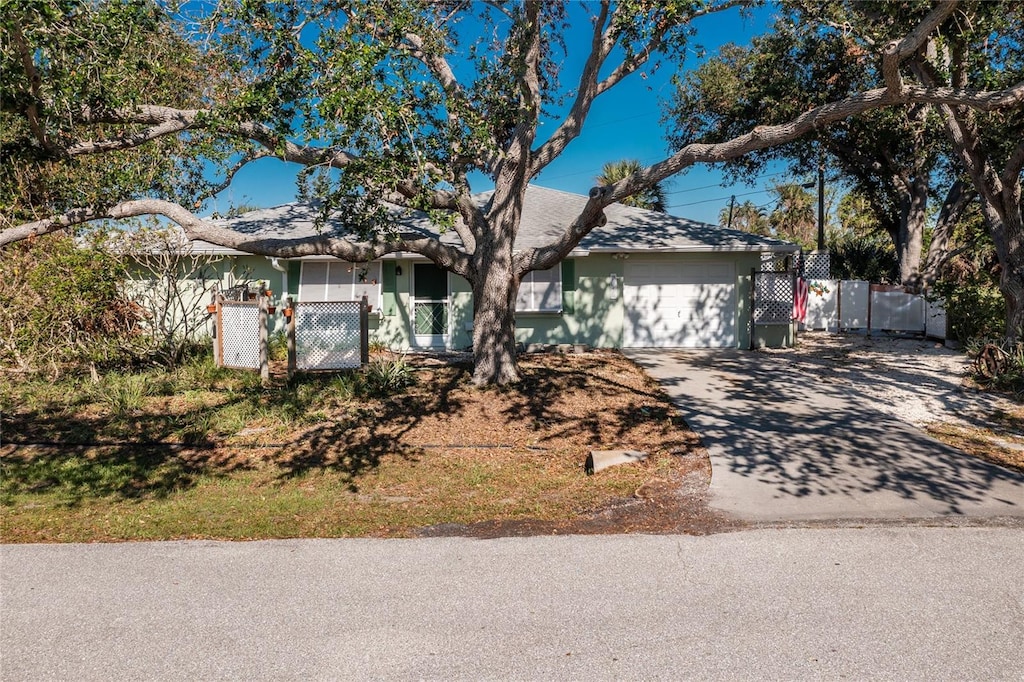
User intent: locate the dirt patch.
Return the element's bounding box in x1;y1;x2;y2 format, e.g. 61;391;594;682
763;332;1024;472
1;349;739;541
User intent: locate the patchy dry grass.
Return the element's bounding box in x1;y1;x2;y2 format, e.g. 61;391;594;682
0;351;710;542
926;405;1024;473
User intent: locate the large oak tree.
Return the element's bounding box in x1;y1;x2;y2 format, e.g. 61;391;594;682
3;0;1023;384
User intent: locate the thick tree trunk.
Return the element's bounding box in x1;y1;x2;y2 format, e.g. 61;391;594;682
998;206;1024;343
470;260;521;386
920;180;971;288
897;178;929;287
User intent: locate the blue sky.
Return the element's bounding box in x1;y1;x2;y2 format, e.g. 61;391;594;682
212;3;795;226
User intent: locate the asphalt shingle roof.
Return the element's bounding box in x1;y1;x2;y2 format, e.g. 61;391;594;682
187;185;796;256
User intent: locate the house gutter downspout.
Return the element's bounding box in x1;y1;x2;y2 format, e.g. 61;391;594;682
267;257;288;303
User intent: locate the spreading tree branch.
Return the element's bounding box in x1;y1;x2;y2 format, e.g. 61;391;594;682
71;105;461;211
531;0;748;175
1;199;474;276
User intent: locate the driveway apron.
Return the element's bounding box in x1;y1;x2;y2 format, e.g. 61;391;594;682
625;349;1024;522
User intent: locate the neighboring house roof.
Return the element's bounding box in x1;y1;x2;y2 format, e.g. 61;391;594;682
157;184;797;257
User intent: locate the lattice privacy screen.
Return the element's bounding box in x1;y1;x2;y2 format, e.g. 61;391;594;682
219;302;261;369
760;252;789;272
294;301;362;370
754;271;794;325
802;252;831;279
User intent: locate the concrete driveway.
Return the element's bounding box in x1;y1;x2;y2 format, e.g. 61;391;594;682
625;339;1024;523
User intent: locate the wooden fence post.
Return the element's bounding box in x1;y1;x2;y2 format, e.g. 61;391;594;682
286;296;296;379
258;291;269;386
360;295;370;365
211;284;221;367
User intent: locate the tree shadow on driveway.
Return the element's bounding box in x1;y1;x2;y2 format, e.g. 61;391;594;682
626;346;1024;521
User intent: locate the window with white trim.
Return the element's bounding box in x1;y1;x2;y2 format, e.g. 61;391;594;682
516;266;562;312
299;261;383;310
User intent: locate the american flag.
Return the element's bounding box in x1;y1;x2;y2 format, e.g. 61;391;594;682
793;277;809;323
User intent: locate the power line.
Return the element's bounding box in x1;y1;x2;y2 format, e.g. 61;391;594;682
663;169;792;196
667;187;771;209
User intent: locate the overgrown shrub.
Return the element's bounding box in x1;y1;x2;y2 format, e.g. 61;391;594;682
120;227;223;368
0;232;139;374
828;232;899;283
931;275;1005;343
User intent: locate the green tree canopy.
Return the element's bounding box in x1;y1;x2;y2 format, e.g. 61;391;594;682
4;0;1023;382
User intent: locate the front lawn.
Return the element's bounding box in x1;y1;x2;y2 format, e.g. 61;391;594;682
0;350;711;542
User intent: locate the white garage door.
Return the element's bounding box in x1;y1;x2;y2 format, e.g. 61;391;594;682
623;260;737;348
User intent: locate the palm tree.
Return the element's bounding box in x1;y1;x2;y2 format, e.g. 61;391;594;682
595;159;667;212
719;200;771;235
769;182;817;247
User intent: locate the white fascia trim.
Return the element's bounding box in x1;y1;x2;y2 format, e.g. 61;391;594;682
590;244;799;254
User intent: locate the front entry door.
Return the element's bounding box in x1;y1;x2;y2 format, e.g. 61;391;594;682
412;263;449;348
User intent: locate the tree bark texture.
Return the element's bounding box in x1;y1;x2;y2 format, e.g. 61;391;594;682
999;206;1024;342
470;263;521;386
920;180;972;287
897;178;929;287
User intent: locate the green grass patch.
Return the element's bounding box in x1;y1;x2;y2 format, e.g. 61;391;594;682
1;349;705;542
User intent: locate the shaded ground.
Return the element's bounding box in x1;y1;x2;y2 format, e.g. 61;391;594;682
764;332;1024;472
1;350;732;541
4;336;1021;542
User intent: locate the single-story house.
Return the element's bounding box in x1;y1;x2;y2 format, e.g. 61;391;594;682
180;185;800;351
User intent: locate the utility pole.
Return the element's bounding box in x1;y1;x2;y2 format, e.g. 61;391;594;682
726;195;736;229
817;164;826;252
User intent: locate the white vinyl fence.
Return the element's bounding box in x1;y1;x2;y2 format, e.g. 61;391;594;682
801;279;946;339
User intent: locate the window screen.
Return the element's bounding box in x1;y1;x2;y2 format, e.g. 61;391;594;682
516;266;562;312
300;261;382;309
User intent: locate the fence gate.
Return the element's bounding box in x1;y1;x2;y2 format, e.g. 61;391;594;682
290;299;369;372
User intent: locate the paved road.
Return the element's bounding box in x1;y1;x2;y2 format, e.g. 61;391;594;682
626;348;1024;522
2;529;1022;680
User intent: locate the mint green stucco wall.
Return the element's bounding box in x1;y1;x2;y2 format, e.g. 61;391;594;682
511;252;795;350
258;252;794;352
513;254;623;348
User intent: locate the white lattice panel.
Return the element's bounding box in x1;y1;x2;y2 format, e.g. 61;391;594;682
295;301;362;370
803;252;831;279
754;272;793;325
220;302;261;369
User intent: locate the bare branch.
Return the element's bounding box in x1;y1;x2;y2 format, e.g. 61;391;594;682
531;0;746;176
66;118;193;156
197;150;273;202
72;104;462;211
493;0;542;208
921;178;974;286
907;61;1007;217
527;73;1024;272
529;0;613;174
881;1;960;92
1003;139;1024;189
